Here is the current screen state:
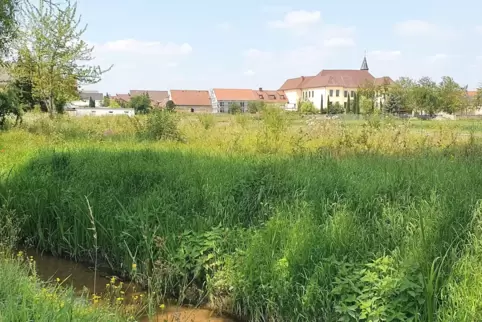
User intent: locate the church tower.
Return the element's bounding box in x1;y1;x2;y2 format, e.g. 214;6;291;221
360;52;369;71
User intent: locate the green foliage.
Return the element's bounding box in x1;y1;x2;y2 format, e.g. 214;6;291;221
0;86;22;128
299;101;317;114
0;0;20;57
198;113;215;130
129;94;151;115
10;0;109;116
248;101;266;114
103;94;110;107
475;86;482;108
110;99;121;108
360;96;374;115
88;96;95;108
165;100;176;112
438;76;466;114
329;101;344;114
332;256;424;321
385;94;403;114
228;102;242;114
135;110;181;141
347;95;351;113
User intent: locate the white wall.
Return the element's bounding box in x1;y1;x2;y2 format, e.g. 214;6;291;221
71;100;103;107
217;100;250;113
301;88;326;110
71;108;135;117
285;90;300;107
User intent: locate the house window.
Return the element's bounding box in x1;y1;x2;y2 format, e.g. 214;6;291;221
220;102;225;107
109;111;113;114
280;95;285;99
240;102;245;107
329;90;333;97
311;91;314;97
269;95;276;100
124;111;129;114
259;94;264;99
351;91;355;97
336;90;340;97
344;91;348;98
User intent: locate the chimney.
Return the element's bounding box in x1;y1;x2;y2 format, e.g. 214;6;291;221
301;76;305;81
259;87;263;92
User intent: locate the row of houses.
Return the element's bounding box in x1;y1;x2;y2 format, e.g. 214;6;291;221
107;88;287;113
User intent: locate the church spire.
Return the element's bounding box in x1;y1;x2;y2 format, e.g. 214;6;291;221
360;50;369;70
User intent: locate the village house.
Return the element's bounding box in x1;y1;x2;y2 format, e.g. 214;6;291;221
279;56;393;111
70;90;104;107
210;88;287;113
129;90;169;108
169;90;212;113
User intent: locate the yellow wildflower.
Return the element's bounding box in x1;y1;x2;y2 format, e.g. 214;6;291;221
159;304;165;310
106;284;110;288
132;263;137;270
56;277;61;283
110;277;116;284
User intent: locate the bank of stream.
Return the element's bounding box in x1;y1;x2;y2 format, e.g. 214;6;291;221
28;250;235;322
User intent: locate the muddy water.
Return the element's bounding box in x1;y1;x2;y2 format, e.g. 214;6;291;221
28;250;235;322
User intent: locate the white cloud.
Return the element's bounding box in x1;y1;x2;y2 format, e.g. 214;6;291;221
97;39;193;56
323;37;355;48
244;70;255;76
476;26;482;34
268;10;321;29
370;50;402;61
243;48;273;60
166;62;178;68
395;20;440;37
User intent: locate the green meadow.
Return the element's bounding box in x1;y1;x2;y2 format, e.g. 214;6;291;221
1;112;482;321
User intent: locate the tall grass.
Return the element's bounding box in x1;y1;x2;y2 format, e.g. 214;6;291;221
1;112;482;321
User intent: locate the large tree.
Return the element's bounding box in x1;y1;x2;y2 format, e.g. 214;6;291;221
438;76;466;114
0;0;20;59
412;77;440;116
11;0;110;116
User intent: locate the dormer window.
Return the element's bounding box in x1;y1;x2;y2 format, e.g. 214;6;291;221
269;95;276;100
259;94;264;99
280;95;285;99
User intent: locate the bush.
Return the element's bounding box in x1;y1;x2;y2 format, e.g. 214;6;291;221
229;103;242;114
165;100;176;112
299;101;317;114
0;87;22;129
198;113;215;130
129;94;151;114
135;110;182;141
248;101;266;114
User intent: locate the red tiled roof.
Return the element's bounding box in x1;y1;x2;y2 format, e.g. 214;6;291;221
468;91;477;97
115;94;131;102
213;88;257;101
129;90;169;104
170;90;211;106
375;76;395;86
279;76;315;91
255;90;288;103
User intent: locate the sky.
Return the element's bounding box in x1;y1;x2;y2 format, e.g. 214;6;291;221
78;0;482;94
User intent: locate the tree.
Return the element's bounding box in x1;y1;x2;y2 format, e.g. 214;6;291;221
475;86;482;109
165;100;176;112
347;95;351;113
129;93;151;114
0;0;20;59
384;94;403;114
88;96;95;107
438;76;466;114
0;85;22;127
228;102;242;114
327;96;331;114
103;94;110;107
11;0;110;117
110;99;120;108
412;77;440;116
360;96;374;114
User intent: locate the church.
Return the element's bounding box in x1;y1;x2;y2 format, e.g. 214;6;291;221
278;55;393;111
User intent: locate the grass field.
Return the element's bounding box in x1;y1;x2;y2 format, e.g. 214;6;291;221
1;112;482;321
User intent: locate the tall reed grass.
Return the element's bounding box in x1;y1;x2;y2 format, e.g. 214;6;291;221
1;112;482;321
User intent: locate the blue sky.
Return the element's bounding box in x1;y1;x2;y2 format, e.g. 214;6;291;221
79;0;482;94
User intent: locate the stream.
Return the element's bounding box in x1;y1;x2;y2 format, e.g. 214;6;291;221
27;250;235;322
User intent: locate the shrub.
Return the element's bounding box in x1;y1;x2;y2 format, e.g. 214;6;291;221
248;101;266;114
299;101;317;114
228;103;242;114
198;113;215;130
135;110;182;141
328;102;345;115
0;87;22;129
165;100;176;112
129;94;151;114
